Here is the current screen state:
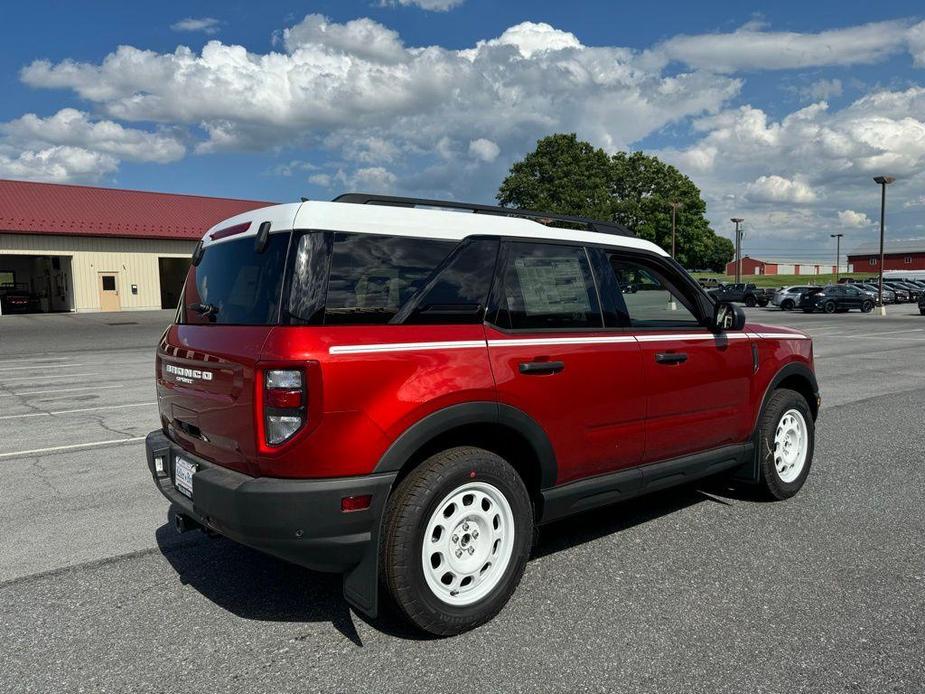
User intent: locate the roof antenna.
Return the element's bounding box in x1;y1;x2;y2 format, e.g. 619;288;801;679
300;196;309;202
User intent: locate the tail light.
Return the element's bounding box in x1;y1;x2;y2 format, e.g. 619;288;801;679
263;369;305;446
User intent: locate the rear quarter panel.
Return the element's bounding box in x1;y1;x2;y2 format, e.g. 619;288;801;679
258;324;494;478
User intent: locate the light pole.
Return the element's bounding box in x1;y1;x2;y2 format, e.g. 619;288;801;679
873;176;895;316
830;233;843;282
670;201;683;259
731;218;744;283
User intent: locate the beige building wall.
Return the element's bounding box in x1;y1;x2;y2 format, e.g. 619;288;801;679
0;233;195;312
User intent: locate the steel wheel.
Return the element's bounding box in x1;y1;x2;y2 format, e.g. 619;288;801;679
774;409;809;484
421;481;515;606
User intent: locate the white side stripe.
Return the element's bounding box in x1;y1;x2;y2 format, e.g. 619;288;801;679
750;333;811;340
487;336;635;348
329;340;486;355
328;331;807;355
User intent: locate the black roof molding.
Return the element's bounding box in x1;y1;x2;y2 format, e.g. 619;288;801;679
332;192;635;237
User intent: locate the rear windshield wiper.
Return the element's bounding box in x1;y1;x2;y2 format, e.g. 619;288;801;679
187;302;220;317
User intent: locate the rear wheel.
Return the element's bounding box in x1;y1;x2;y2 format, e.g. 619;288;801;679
756;389;814;500
823;301;836;314
381;447;533;636
861;300;874;313
745;295;757;307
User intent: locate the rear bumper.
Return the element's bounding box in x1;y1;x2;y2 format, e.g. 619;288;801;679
144;430;395;575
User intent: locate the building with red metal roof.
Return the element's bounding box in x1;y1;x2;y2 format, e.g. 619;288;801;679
0;179;274;313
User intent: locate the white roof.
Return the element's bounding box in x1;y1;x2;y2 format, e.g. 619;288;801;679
202;200;668;256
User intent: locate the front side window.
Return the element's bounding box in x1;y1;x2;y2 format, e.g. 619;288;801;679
603;252;702;329
493;242;601;330
180;232;290;325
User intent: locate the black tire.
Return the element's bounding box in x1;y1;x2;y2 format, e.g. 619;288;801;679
823;301;836;314
381;447;533;636
755;389;814;500
745;295;757;307
919;308;925;315
781;299;794;311
861;300;873;313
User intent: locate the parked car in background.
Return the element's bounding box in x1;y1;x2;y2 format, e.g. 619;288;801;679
709;282;770;307
698;277;722;289
919;294;925;316
882;282;913;303
0;282;35;313
853;283;894;304
799;285;875;313
772;285;816;311
891;281;922;301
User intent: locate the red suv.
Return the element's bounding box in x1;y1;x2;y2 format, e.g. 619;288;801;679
146;193;819;635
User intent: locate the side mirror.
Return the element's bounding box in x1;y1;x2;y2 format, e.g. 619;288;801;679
713;301;746;331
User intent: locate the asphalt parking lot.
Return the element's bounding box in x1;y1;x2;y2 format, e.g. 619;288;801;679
1;307;923;693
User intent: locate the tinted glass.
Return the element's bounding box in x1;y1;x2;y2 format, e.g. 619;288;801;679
495;243;601;330
324;233;455;325
286;232;330;325
606;253;701;328
180;232;290;325
101;276;116;291
399;238;499;325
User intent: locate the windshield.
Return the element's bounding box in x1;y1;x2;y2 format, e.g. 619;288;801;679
179;232;291;325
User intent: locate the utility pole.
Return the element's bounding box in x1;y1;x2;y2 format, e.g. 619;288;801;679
830;233;843;282
731;218;744;283
670;201;683;259
873;176;895;316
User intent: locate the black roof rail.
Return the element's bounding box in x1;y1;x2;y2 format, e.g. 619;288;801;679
332;192;634;237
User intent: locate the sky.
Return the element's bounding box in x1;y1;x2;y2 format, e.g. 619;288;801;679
2;0;925;260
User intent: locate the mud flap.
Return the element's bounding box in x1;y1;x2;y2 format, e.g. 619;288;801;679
730;433;761;484
342;497;387;618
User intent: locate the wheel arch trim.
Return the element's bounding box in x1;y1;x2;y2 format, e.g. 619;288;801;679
373;401;558;489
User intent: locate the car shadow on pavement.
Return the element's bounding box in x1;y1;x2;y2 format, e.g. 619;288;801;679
155;513;370;646
156;481;755;644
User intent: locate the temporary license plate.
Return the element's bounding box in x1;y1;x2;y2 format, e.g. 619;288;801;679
174;457;196;498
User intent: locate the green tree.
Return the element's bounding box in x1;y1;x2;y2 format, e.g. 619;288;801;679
497;134;734;270
496;133;614;220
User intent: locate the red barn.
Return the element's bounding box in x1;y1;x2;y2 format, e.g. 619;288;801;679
847;241;925;272
724;256;846;276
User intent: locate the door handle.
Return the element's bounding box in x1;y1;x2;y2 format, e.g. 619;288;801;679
519;360;565;375
655;352;688;365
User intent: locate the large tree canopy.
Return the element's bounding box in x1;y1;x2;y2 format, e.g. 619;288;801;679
497;133;734;271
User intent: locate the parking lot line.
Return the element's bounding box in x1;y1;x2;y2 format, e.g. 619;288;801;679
0;402;155;420
0;363;84;372
0;436;147;459
0;371;105;384
0;384;127;398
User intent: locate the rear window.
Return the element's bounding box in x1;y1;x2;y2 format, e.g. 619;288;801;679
179;232;290;325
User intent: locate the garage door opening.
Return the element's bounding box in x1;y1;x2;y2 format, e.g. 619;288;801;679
0;254;73;314
158;257;189;309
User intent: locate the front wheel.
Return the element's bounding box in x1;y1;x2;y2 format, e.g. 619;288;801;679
745;295;757;307
861;300;874;313
823;301;836;314
381;447;533;636
756;389;815;500
781;299;794;311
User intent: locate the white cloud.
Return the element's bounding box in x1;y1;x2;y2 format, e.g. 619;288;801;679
171;18;221;34
308;173;332;187
468;138;500;162
651;20;918;73
801;78;843;102
745;175;817;203
379;0;465;11
838;209;872;227
337;165;398;191
18;15;740;196
0;146;118;183
2;108;185;163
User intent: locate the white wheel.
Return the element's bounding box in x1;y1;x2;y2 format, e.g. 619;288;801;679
421;481;515;606
774;409;808;483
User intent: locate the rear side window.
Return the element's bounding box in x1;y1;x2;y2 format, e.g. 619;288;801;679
180;232;290;325
323;233;456;325
494;242;602;330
